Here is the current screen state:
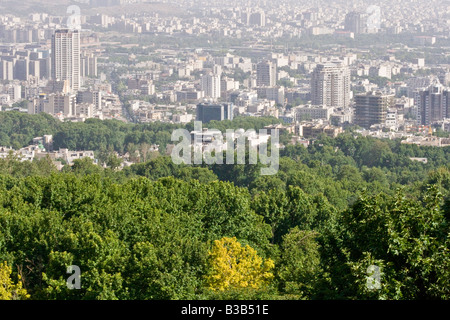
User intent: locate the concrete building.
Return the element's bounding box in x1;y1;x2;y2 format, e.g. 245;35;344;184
354;91;395;128
264;86;285;105
256;60;277;87
249;11;266;27
415;79;450;126
344;11;367;34
77;90;102;112
221;77;240;98
311;63;351;108
201;73;221;100
51;29;81;92
294;105;334;121
81;52;98;78
29;60;40;80
0;60;14;80
13;58;29;81
176;90;204;102
196;102;233;123
45;92;77;116
300;122;343;138
7;84;22;101
75;103;94;118
386;108;399;128
172;113;193;124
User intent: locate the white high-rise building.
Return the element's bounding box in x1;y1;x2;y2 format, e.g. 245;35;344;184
51;29;81;93
310;63;351;108
201;73;221;100
0;60;14;81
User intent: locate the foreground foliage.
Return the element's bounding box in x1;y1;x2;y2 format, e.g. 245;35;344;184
0;112;449;300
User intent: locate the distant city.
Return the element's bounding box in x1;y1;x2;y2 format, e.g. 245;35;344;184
1;0;450;166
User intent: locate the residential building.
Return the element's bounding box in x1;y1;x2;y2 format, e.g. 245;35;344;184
344;11;367;34
51;29;81;92
256;60;277;87
415;79;450;125
354;91;395;128
294;105;334;121
201;73;221;100
310;63;351;108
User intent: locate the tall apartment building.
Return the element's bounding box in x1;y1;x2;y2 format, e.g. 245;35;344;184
354;91;395;128
0;60;14;80
29;60;40;79
196;103;233;123
310;63;351;108
38;57;51;79
81;52;98;78
201;73;221;100
344;11;367;34
256;60;277;87
14;58;29;81
249;11;266;27
51;29;81;93
415;79;450;125
241;10;251;25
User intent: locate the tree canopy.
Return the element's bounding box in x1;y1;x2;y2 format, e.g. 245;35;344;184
0;112;449;300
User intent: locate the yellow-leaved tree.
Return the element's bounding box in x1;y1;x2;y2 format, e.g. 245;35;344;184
205;237;274;292
0;261;30;300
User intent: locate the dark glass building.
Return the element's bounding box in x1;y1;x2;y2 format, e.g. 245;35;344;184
196;103;233;123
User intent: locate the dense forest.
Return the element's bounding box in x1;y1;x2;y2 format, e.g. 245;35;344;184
0;111;449;300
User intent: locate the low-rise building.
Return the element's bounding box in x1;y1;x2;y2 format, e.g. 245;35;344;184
294;105;334;121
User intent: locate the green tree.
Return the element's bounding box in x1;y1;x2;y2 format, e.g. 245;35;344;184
320;186;450;299
276;228;322;298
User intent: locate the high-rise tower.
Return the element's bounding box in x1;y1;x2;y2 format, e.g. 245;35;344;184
354;91;395;128
415;78;450;125
310;63;351;108
256;60;277;87
51;29;81;93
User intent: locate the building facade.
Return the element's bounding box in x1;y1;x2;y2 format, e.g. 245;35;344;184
201;73;221;100
51;29;81;93
310;63;351;108
196;103;233;123
415;80;450;126
256;60;277;87
354;91;395;128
